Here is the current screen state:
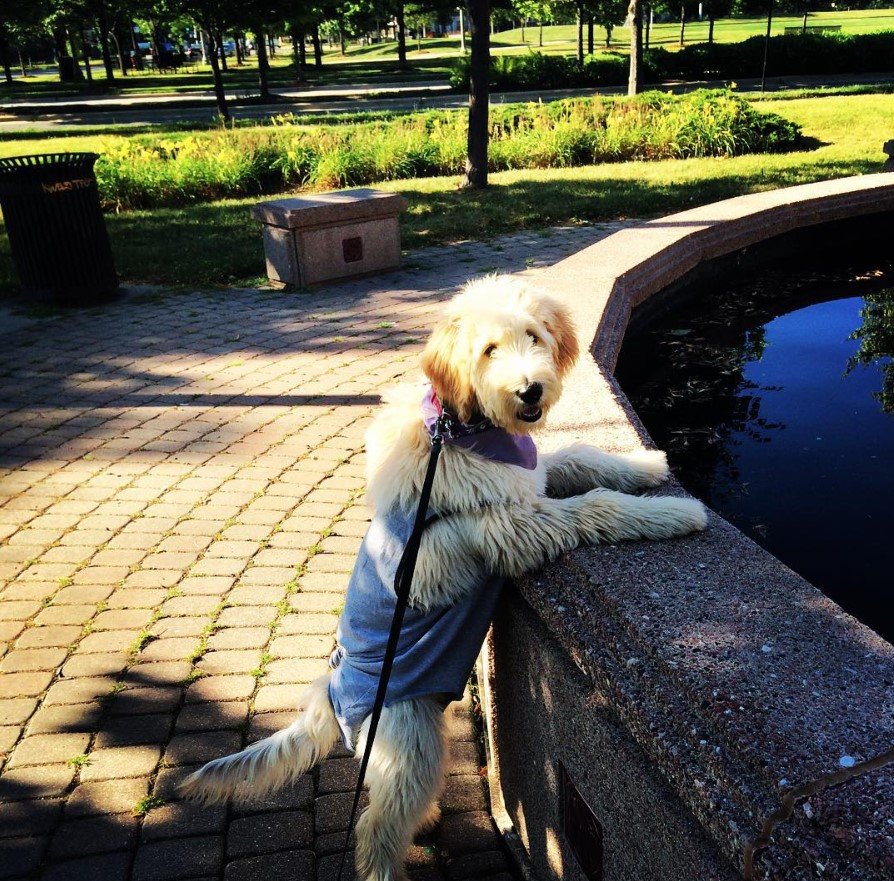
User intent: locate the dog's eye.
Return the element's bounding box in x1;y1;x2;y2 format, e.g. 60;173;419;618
527;331;541;345
484;344;497;358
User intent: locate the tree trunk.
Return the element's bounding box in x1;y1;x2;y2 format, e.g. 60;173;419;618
312;24;323;66
292;22;307;81
98;9;115;81
66;33;83;80
339;29;345;55
18;47;26;79
760;0;774;91
52;28;66;63
396;2;408;69
460;7;466;52
708;14;715;43
587;17;594;55
0;34;12;85
605;24;612;47
256;26;270;97
68;32;85;80
218;33;228;70
463;0;490;189
205;30;230;120
802;7;808;34
679;3;686;46
576;4;584;64
111;30;127;75
235;34;244;65
129;21;143;71
645;5;651;47
81;33;93;82
539;21;543;46
628;0;643;94
521;22;525;43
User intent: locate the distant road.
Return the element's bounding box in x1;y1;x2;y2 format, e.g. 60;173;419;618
0;72;890;133
0;80;451;110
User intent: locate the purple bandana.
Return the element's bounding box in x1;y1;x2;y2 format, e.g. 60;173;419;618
421;385;538;470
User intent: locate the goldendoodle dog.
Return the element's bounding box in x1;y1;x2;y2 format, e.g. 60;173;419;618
181;274;707;880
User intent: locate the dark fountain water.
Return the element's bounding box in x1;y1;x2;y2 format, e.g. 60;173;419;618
616;253;894;643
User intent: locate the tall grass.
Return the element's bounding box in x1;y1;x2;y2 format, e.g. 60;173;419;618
94;90;800;212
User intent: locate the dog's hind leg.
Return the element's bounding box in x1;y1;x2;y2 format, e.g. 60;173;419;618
414;800;442;836
179;674;339;805
354;698;447;881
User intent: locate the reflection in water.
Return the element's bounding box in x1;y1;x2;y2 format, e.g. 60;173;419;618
616;261;894;642
848;284;894;414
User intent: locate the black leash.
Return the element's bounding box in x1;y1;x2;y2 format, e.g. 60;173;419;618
336;418;447;881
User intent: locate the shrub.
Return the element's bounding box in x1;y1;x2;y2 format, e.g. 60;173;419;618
449;51;630;90
450;31;894;91
94;90;800;212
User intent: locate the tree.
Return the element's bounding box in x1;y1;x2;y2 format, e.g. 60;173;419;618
703;0;731;43
371;0;409;67
0;0;50;84
43;0;89;81
463;0;489;188
513;0;552;46
591;0;626;47
627;0;642;94
405;2;429;50
239;0;294;99
177;0;236;118
406;0;454;49
576;0;583;61
848;288;894;415
289;15;308;80
76;0;120;81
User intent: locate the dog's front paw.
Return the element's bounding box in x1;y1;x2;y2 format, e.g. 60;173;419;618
649;495;708;536
622;449;670;488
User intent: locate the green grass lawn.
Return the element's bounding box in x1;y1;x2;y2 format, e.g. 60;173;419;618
5;8;894;101
2;53;451;101
0;90;890;295
492;8;894;52
8;45;445;100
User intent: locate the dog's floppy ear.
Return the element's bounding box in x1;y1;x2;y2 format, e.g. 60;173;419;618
539;296;579;377
421;317;475;421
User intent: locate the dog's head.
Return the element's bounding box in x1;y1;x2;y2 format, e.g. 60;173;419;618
421;275;579;434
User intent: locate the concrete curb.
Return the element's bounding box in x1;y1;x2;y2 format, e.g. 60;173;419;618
484;173;894;881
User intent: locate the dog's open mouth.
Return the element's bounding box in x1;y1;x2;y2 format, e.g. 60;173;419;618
518;405;543;423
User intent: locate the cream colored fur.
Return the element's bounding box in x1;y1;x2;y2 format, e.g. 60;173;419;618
179;274;708;881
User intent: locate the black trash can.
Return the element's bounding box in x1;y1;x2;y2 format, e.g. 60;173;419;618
0;153;118;306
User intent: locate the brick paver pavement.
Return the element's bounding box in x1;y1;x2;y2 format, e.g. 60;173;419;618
0;222;631;881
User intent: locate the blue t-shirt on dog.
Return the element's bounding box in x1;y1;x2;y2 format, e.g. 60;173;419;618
328;507;504;750
328;385;539;751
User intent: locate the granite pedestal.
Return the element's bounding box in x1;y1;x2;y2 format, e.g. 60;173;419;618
251;188;407;288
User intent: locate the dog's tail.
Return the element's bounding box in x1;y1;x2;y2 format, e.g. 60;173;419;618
179;674;339;804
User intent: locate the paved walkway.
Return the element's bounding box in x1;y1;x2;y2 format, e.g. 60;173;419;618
4;72;891;132
0;222;630;881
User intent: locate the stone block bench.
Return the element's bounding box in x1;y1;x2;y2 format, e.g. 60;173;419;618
251;188;406;288
480;174;894;881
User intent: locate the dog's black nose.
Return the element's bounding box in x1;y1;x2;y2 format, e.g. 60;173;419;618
518;382;543;404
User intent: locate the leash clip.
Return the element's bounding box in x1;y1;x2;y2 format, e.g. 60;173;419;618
430;413;451;447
